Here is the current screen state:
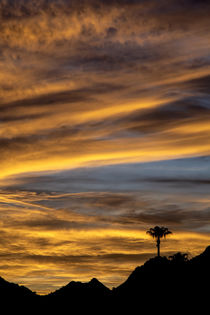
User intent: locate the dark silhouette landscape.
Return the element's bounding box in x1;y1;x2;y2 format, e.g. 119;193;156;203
1;245;210;313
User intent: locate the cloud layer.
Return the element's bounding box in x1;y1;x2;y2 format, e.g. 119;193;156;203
0;0;210;293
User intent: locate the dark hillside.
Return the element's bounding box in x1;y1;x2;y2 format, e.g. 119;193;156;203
1;247;210;312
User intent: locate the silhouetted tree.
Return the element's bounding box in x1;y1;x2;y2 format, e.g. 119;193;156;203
169;252;188;264
146;226;172;257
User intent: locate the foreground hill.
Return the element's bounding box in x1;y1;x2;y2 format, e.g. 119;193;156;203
113;246;210;311
1;246;210;312
0;276;36;298
0;276;37;312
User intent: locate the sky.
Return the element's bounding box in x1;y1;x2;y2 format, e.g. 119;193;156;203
0;0;210;294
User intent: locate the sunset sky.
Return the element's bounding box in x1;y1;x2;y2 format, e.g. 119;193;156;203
0;0;210;294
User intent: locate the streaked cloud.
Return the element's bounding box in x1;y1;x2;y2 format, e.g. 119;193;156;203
0;0;210;293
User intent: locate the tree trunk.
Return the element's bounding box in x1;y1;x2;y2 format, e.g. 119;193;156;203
156;238;160;257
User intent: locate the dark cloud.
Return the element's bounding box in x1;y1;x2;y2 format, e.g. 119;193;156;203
124;208;187;226
184;75;210;94
1;0;209;18
54;193;135;210
1;90;89;109
0;112;48;123
19;252;154;266
106;27;118;38
0;0;210;294
121;207;210;229
1;82;125;111
7;218;99;231
111;96;210;134
149;178;210;186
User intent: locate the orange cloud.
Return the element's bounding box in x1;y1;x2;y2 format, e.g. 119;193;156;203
1;0;210;294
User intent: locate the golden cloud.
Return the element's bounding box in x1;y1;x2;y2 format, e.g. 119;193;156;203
0;0;210;294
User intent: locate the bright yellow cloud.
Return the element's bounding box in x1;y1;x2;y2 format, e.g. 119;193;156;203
1;0;210;295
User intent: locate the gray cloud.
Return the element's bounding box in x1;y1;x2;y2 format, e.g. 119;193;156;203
8;218;97;231
121;207;210;228
1;82;125;111
1;0;210;294
184;75;210;94
0;251;155;269
149;178;210;185
3;156;209;193
114;96;210;134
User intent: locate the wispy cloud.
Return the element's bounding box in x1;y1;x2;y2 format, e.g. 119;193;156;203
0;0;210;293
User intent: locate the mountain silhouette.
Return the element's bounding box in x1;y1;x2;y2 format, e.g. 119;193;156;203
0;276;37;312
40;277;111;312
47;277;110;302
49;277;110;297
1;247;210;313
0;276;36;299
